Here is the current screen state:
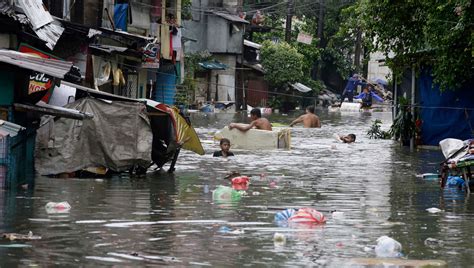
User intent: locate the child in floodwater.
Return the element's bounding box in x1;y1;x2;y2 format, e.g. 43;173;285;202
213;138;235;157
337;134;356;143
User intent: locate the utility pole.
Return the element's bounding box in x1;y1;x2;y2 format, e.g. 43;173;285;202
354;28;362;74
315;0;325;79
285;0;294;42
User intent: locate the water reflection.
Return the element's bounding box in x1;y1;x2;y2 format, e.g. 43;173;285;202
0;110;470;266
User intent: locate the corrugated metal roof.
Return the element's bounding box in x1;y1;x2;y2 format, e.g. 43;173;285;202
244;39;261;49
212;12;249;24
62;81;141;103
16;0;64;49
14;102;93;120
90;44;129;53
291;83;312;93
0;49;73;78
243;62;264;74
0;1;28;24
0;120;25;137
199;61;228;70
100;27;155;41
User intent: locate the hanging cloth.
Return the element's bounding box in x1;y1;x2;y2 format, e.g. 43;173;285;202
114;3;128;31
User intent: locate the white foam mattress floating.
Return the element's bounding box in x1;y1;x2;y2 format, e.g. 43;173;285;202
214;125;291;150
339;102;363;112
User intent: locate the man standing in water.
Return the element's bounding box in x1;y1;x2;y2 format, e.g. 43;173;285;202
289;105;321;128
229;108;272;131
341;74;365;102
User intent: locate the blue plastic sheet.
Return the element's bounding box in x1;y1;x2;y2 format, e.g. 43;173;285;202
114;4;128;31
419;70;474;145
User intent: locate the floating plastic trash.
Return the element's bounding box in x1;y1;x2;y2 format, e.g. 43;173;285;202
218;226;232;233
424;238;444;249
375;236;402;258
212;186;242;203
426;207;443;213
231;176;250;190
288;208;326;224
273;233;286;244
45;201;71;214
274;208;296;222
2;231;41;241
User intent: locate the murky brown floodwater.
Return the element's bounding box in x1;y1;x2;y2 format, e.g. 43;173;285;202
1;109;471;267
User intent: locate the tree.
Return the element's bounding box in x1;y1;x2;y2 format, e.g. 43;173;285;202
260;41;304;87
353;0;473;90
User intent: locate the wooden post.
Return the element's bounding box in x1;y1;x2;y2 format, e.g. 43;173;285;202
410;67;415;152
393;74;397;121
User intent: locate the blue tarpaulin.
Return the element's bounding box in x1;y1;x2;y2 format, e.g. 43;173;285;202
154;65;176;105
419;71;474;145
114;4;128;31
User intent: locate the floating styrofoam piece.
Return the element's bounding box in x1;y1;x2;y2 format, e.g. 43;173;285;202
214;126;290;150
426;207;443;213
339;102;362;112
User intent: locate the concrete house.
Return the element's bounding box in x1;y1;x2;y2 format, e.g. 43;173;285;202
183;0;248;109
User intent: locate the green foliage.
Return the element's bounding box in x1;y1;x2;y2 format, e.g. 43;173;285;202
177;52;212;105
185;51;212;75
390;97;416;143
251;2;358;83
367;119;391;139
267;96;281;109
353;0;473;90
260;41;304;87
182;0;192;20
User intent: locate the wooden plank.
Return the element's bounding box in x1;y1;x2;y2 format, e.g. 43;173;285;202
13;103;90;120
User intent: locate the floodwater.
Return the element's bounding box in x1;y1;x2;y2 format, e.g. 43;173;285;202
0;109;471;266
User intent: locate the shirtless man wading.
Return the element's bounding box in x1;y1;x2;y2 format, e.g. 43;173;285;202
229;108;272;131
289;105;321;128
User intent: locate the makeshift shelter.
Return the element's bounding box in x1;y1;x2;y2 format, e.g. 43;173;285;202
35;82;204;175
35;98;153;175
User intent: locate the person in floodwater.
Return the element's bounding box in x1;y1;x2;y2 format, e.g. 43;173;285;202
229;108;272;131
338;134;356;143
341;74;365;103
355;86;384;108
213;138;234;157
289;105;321;128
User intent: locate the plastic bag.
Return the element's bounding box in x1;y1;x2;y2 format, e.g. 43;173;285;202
45;201;71;214
212;186;242;203
231;176;250;190
288;207;326;224
375;236;402;258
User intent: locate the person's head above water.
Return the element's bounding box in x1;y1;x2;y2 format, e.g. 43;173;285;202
220;138;231;152
306;105;315;114
250;108;261;120
342;134;356;143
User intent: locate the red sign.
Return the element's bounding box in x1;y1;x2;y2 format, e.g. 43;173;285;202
28;72;53;95
18;44;60;100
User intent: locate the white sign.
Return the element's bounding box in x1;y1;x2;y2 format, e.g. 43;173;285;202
297;32;313;45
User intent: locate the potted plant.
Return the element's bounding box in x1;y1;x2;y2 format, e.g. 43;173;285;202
390;96;416;146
